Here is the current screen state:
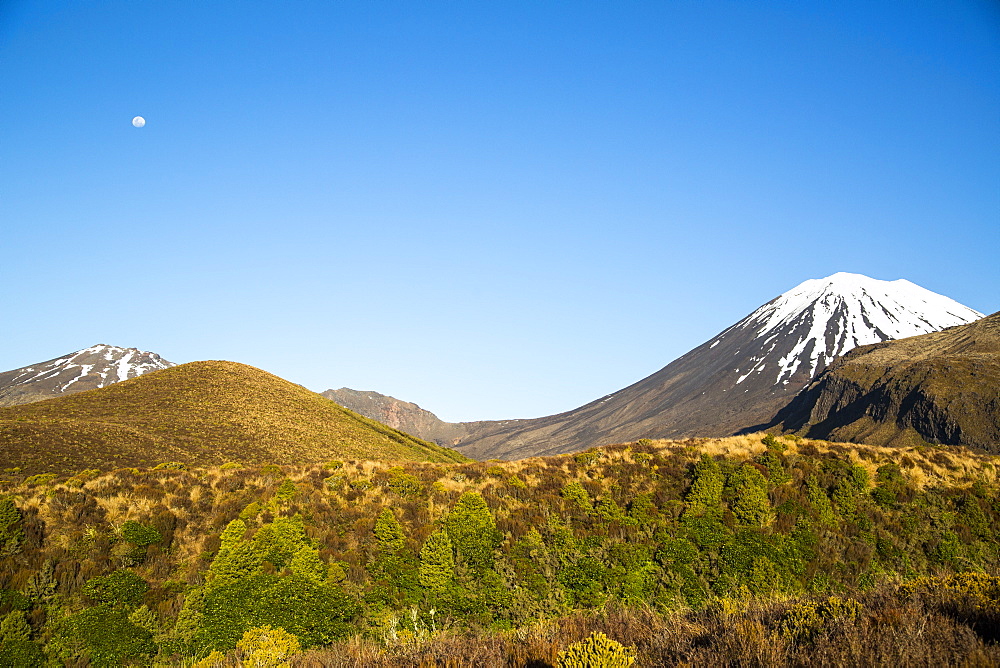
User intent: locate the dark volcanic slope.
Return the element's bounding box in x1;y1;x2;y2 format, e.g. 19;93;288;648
768;311;1000;453
322;388;473;446
0;361;469;474
0;344;174;407
451;273;982;460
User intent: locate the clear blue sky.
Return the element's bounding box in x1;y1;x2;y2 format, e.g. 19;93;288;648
2;1;998;421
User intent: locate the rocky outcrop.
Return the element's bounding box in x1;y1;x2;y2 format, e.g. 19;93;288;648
321;388;477;446
767;312;1000;452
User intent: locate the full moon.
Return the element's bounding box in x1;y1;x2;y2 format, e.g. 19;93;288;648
131;116;146;128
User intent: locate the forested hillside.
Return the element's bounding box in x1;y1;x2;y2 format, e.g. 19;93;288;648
0;434;997;665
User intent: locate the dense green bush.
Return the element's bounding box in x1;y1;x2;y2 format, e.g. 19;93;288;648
65;605;156;667
445;492;502;571
121;519;162;547
198;574;358;651
418;530;455;594
0;497;23;557
237;625;301;667
82;570;149;606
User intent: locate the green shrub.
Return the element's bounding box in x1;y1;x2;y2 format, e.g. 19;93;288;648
0;588;30;613
220;462;243;470
419;530;455;593
275;478;298;502
574;451;601;466
237;625;301;668
0;610;32;642
0;497;24;557
595;496;636;525
506;475;528;490
0;638;43;668
386;468;423;497
728;464;773;527
121;520;162;547
23;561;56;601
806;476;837;527
374;508;406;554
762;433;786;452
152;462;187;471
82;570;149;606
24;473;57;486
260;464;284;478
561;482;594;513
781;596;863;642
685;455;724;513
240;502;263;521
444;492;502;571
66;605;156;667
556;631;636;667
199;574;357;650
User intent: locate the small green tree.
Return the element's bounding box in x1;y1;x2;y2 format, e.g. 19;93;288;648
561;482;594;513
289;546;327;583
0;610;42;667
728;464;773;527
0;498;24;557
374;508;406;554
806;476;837;527
444;492;501;571
120;520;162;547
0;610;31;642
685;455;724;514
419;529;455;593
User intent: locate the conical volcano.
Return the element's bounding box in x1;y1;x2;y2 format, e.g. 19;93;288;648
451;273;983;459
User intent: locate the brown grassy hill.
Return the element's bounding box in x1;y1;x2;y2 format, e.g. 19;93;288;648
767;312;1000;452
0;360;468;474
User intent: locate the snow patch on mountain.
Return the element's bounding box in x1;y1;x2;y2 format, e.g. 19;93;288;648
6;344;175;391
723;273;983;387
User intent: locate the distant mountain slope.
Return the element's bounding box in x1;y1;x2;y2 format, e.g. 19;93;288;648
0;360;468;474
322;388;473;446
766;311;1000;453
450;273;983;460
0;344;174;407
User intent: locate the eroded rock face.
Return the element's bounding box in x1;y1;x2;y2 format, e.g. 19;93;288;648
769;312;1000;453
321;388;475;446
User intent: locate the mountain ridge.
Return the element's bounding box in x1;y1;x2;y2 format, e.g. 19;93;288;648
328;273;983;459
765;310;1000;452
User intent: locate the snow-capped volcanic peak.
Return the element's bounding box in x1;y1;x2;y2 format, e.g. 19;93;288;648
718;273;983;387
5;344;175;392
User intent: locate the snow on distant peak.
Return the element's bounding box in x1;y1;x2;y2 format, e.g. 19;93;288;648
6;344;175;391
724;273;983;388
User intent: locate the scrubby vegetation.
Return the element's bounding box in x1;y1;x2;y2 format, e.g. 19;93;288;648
0;434;997;665
0;361;467;475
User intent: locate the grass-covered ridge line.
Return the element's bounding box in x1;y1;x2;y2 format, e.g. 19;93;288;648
0;360;469;473
0;434;997;665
